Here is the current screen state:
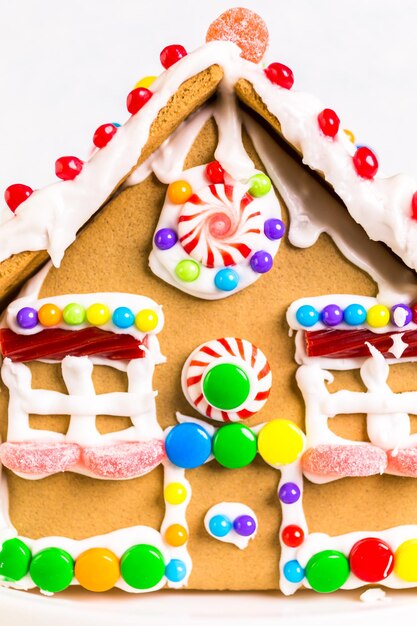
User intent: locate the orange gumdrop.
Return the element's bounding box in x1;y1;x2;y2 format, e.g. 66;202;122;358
206;8;268;64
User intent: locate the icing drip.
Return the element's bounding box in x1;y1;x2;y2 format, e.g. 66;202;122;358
204;502;258;549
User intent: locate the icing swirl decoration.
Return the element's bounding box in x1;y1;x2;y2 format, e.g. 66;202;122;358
181;337;272;422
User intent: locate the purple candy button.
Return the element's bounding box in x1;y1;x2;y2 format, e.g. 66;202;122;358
233;515;257;537
250;250;273;274
279;482;301;504
321;304;343;327
154;228;178;251
391;304;412;328
264;218;286;241
16;307;38;330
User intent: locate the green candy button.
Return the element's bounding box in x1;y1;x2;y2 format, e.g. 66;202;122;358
0;538;31;581
306;550;350;593
63;302;86;325
213;424;257;468
121;544;165;590
29;547;74;593
203;363;250;411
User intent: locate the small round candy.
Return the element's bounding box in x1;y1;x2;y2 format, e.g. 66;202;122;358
55;156;83;180
264;218;285;241
305;550;350;593
63;303;86;326
209;514;232;538
29;547;74;593
126;87;152;115
206;8;268;63
93;123;118;149
135;309;159;332
164;482;187;505
112;306;135;329
367;304;390;328
154;228;178;250
317;109;340;138
4;183;33;212
205;161;225;183
349;537;394;583
264;62;294;89
16;306;38;329
38;303;62;327
168;180;193;204
283;560;305;583
411;192;417;221
86;303;111;326
160;44;187;69
134;76;157;89
175;259;200;282
295;304;319;327
344;129;355;143
0;538;31;581
165;559;187;583
343;303;367;326
278;482;301;504
214;268;239;292
250;250;273;274
74;548;120;592
233;515;256;537
320;304;343;327
391;303;412;328
120;544;165;590
165;524;188;547
258;419;304;467
165;422;211;469
248;173;272;197
203;363;250;411
395;539;417;582
352;146;378;179
281;525;304;548
213;423;257;468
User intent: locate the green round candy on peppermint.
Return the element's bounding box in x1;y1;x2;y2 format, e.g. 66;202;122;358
248;173;272;197
63;303;86;325
29;547;74;592
213;423;257;468
306;550;350;593
203;363;250;410
120;544;165;590
0;538;31;581
175;259;200;282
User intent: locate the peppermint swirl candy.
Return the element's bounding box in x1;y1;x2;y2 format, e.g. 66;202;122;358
182;337;272;422
178;183;262;268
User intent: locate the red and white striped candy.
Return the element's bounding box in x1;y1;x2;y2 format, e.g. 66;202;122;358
0;442;81;476
82;440;165;479
182;337;272;422
302;444;387;479
178;183;262;268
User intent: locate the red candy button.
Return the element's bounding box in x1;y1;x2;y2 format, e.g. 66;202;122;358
411;192;417;221
93;123;118;148
352;146;378;179
205;161;225;184
281;524;304;548
264;63;294;90
55;156;83;180
160;44;187;69
349;537;394;582
4;184;33;212
126;87;153;115
317;109;340;138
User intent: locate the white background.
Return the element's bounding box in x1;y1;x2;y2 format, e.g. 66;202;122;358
1;0;417;192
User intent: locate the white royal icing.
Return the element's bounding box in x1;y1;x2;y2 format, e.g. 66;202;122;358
204;502;258;550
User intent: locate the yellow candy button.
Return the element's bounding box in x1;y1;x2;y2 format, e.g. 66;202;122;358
394;539;417;582
38;303;62;327
86;303;111;326
75;548;120;592
135;309;158;332
344;128;355;143
366;304;390;328
258;419;304;466
134;76;157;89
164;482;187;505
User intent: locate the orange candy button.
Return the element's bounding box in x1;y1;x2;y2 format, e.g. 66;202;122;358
206;8;269;64
165;524;188;547
167;180;193;204
38;303;62;327
75;548;120;592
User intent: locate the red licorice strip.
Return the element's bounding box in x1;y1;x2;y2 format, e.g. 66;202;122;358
0;327;146;362
305;329;417;359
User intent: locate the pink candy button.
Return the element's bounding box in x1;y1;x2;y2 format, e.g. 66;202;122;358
81;440;165;479
302;444;387;478
0;442;81;476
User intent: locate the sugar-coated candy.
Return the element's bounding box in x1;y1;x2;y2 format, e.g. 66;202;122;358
278;482;301;504
121;544;165;590
366;304;390;328
264;218;285;241
16;306;38;329
258;419;304;467
306;550;350;593
391;303;412;328
4;183;33;212
214;268;239;292
295;304;319;327
160;44;187;69
283;560;304;583
353;146;378;179
154;228;178;250
126;87;152;115
164;524;188;547
75;548;120;592
168;180;193;204
63;302;86;326
30;547;74;593
82;440;165;479
55;156;84;180
93;123;118;148
164;482;187;505
233;515;256;537
0;442;80;476
86;303;111;326
248;173;271;197
387;448;417;477
112;306;135;329
165;423;211;469
394;539;417;582
264;63;294;89
281;525;304;548
320;304;342;327
250;250;273;273
203;363;250;411
343;303;367;325
165;559;187;583
205;161;225;184
175;259;200;282
212;423;257;468
349;537;394;583
0;538;31;581
302;444;387;477
317;109;340;138
206;8;268;64
209;514;232;538
38;303;62;327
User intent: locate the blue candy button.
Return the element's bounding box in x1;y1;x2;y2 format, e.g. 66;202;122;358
209;514;232;538
214;268;239;292
295;305;319;327
112;306;135;328
343;303;367;326
283;559;305;583
165;423;211;468
165;559;187;583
